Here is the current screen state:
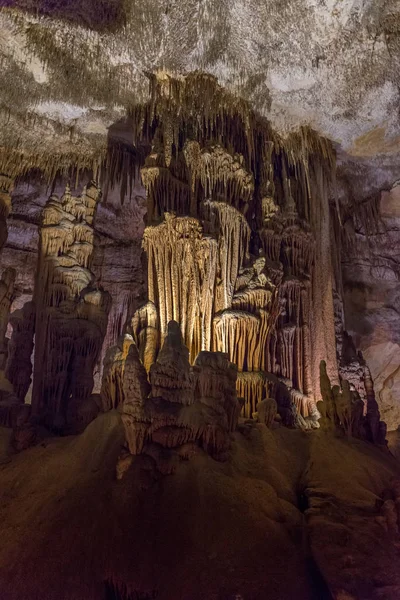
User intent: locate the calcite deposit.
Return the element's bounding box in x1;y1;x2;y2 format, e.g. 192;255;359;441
117;321;240;475
0;2;399;597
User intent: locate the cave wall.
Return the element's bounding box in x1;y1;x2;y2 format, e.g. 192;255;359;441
1;179;147;392
343;182;400;431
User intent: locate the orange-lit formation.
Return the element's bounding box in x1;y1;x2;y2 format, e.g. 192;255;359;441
0;73;387;461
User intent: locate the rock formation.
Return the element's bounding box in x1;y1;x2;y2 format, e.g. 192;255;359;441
101;333;135;411
255;398;278;428
343;182;400;431
118;320;241;475
5;301;35;401
0;5;400;598
31;182;111;432
318;359;387;445
125;73;340;428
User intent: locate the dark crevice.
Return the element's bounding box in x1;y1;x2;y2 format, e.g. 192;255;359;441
104;580;158;600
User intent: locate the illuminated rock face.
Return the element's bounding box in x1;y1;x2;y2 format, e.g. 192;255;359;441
130;87;336;426
31;182;111;432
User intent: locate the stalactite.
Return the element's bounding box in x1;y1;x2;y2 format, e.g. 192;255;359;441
0;267;15;370
115;70;339;431
184;142;254;215
309;162;339;395
202;200;250;312
213;310;260;372
278;324;296;384
5;301;35;401
142;214;217;361
236;371;273;419
31;181;111;432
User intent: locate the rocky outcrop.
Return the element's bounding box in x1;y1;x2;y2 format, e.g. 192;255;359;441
118;320;241;475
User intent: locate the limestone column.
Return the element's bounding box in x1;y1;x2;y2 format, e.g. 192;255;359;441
31;182;111;431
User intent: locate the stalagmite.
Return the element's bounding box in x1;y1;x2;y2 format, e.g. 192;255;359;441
318;360;385;444
31;182;111;432
119;343;151;455
130;301;159;372
364;363;387;446
194;350;240;433
143;214;217;361
256;398;278;428
150;320;195;405
101;334;134;411
118;321;240;476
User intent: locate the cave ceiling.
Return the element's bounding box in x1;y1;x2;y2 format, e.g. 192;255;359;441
0;0;399;201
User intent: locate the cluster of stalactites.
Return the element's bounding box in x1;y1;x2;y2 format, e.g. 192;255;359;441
141;140;254;223
31;181;111;432
202;200;251;312
132;90;336;427
41;182;98;272
143;213;218;361
256;192;316;405
183;142;254;215
131;71;263;174
117;320;241;476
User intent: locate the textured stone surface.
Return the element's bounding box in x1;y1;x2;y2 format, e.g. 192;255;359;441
0;1;398;194
1;179;146;389
1;411;400;599
343;183;400;431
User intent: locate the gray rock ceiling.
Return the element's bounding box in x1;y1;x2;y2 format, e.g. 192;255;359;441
0;0;399;198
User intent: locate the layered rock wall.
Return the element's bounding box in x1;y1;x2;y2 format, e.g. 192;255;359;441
343;182;400;430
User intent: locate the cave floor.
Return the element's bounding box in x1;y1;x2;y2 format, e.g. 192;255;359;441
0;413;399;600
